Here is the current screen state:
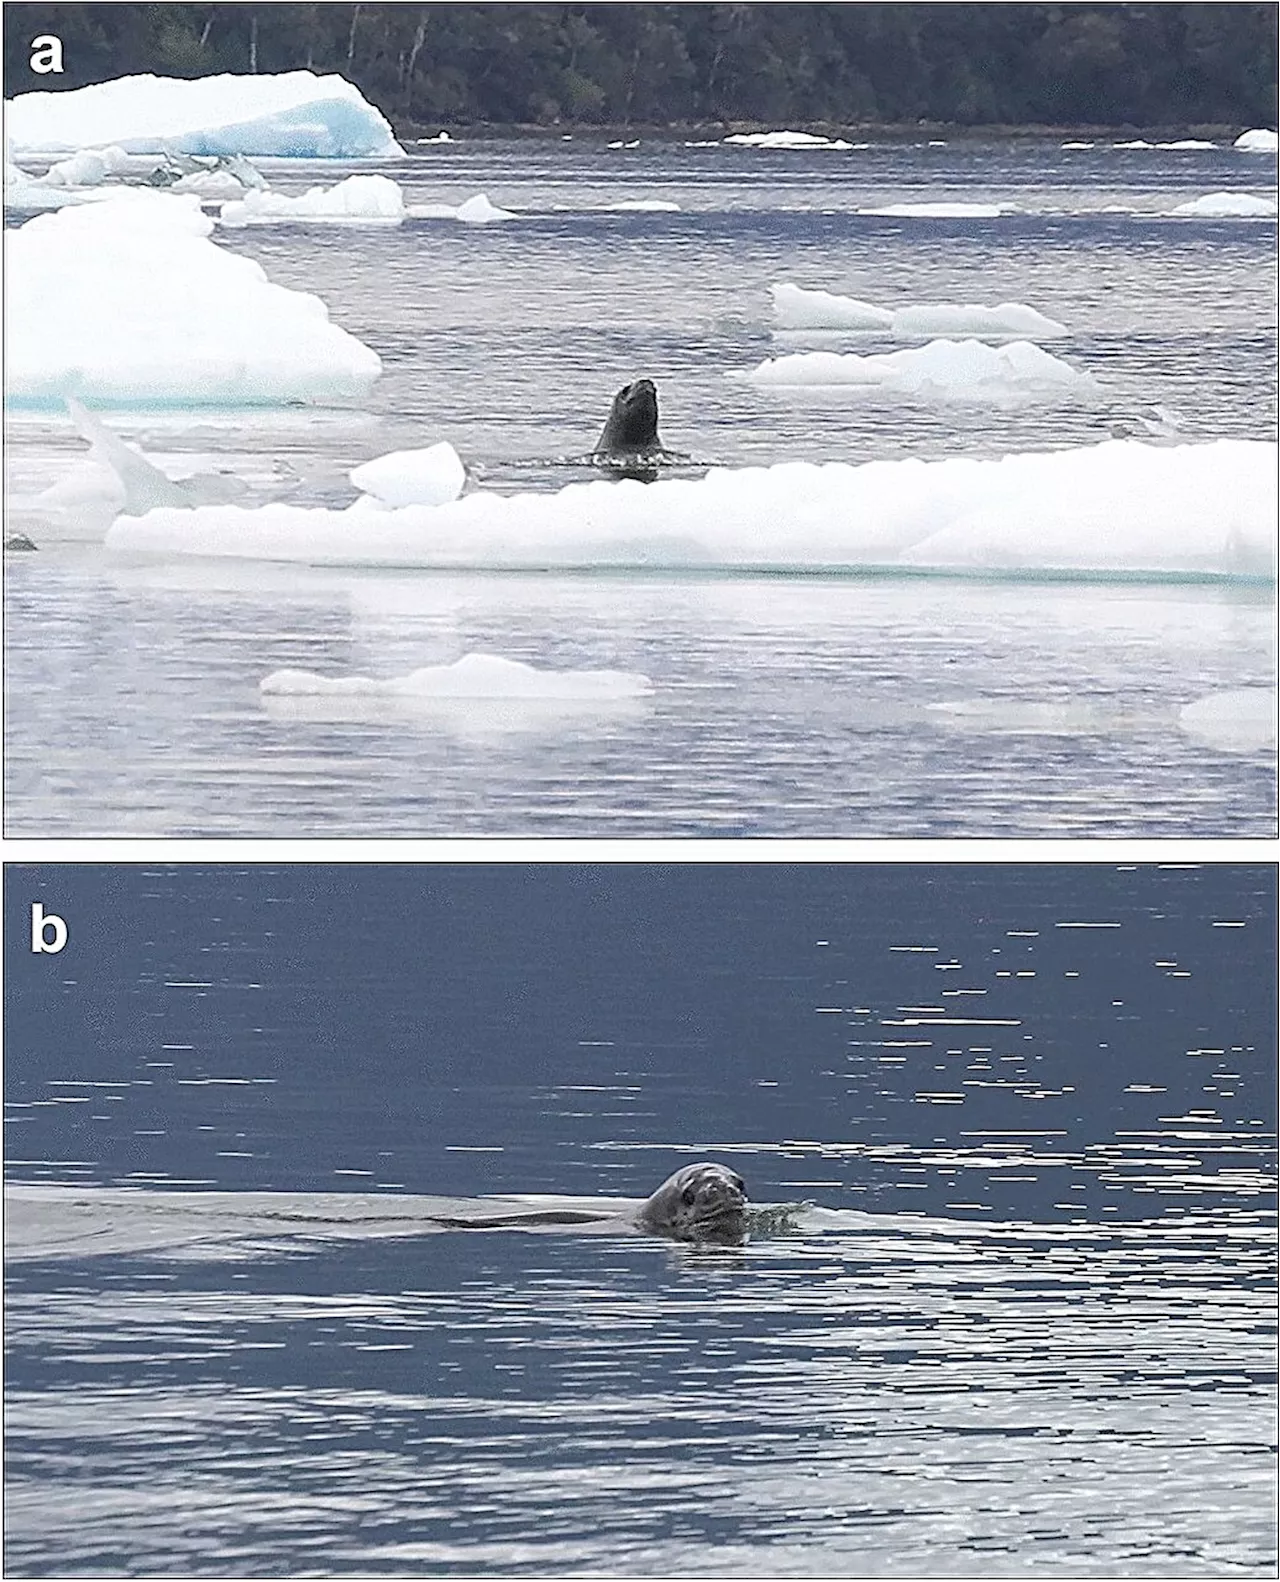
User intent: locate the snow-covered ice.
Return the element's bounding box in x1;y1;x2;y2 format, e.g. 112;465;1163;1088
407;192;517;223
219;173;404;226
104;439;1275;584
7;190;382;406
349;442;466;507
5;70;402;158
741;338;1094;401
260;652;654;703
771;282;1066;338
1171;191;1277;217
1234;128;1278;153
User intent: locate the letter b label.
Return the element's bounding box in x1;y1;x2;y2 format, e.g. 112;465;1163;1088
31;903;68;953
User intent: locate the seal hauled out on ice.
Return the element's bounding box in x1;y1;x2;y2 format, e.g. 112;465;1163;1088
424;1161;749;1244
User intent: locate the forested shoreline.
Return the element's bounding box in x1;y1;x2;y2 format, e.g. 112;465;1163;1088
4;3;1277;132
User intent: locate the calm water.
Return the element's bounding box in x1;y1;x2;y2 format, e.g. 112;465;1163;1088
4;138;1277;836
5;863;1276;1576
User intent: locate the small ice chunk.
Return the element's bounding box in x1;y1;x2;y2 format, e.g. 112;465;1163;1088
1171;191;1277;217
772;282;1065;338
220;172;404;226
771;282;893;329
349;442;466;507
260;652;653;701
859;201;1015;217
1234;128;1279;153
741;338;1095;400
455;192;516;224
724;130;842;148
1178;689;1275;753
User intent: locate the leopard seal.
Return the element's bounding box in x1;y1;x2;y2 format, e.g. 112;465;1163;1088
590;378;690;481
423;1161;748;1244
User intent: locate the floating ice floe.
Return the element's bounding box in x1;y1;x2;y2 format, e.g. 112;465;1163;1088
1178;689;1275;754
7;189;381;406
5;70;402;158
858;200;1017;218
1157;139;1218;150
771;282;1066;338
606;198;681;212
1171;191;1277;217
413;131;454;144
740;338;1094;402
607;139;641;149
407;191;517;223
4;157;90;211
104;438;1276;585
262;652;653;701
724;129;853;149
1234;128;1278;153
349;442;466;508
1060;141;1095;150
219;173;405;227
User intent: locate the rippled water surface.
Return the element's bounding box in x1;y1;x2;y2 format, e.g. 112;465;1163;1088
5;863;1276;1576
5;138;1277;836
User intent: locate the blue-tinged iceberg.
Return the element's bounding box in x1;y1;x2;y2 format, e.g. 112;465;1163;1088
6;70;402;159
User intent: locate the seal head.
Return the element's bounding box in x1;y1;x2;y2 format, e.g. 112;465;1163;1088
636;1161;748;1244
594;378;662;458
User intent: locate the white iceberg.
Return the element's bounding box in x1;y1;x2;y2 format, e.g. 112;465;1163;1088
260;652;653;703
349;442;466;507
104;438;1276;585
1157;139;1218;150
1171;191;1277;217
5;70;402;159
740;338;1095;402
1178;688;1275;753
407;191;516;224
771;282;1066;338
1234;128;1278;153
219;173;404;227
859;201;1015;218
7;189;382;406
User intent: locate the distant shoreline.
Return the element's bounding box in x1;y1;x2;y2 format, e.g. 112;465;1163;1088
394;119;1258;144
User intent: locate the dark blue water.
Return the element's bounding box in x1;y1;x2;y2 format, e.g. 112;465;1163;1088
5;863;1276;1575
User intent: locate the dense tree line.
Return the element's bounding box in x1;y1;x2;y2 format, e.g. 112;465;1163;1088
5;3;1277;130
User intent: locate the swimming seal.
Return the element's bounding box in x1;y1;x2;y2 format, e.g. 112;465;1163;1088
635;1161;748;1243
423;1160;748;1244
594;377;663;458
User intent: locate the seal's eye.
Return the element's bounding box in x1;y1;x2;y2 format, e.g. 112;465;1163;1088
681;1184;697;1205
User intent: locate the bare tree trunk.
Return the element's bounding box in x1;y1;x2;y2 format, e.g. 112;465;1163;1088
347;2;362;66
248;13;258;72
199;10;214;49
